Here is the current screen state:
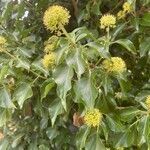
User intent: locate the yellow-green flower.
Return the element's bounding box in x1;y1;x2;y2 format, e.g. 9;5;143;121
100;14;116;30
42;53;55;68
44;36;58;53
0;36;6;45
43;5;70;32
84;109;102;127
117;10;126;20
102;57;126;73
115;92;123;99
145;95;150;111
46;36;59;45
0;36;7;52
44;44;55;53
123;2;132;13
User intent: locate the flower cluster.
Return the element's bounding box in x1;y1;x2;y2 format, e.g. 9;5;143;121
115;92;123;99
42;36;58;68
145;95;150;111
42;53;55;69
117;2;132;19
0;36;7;52
100;14;116;30
44;36;59;53
43;5;70;32
84;109;102;127
102;57;126;74
117;11;126;20
123;2;132;13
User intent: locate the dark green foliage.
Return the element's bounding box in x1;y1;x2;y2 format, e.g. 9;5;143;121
0;0;150;149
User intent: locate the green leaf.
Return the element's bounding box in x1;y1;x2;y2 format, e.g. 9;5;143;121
66;48;86;79
55;45;68;65
114;127;136;148
86;42;110;58
16;58;30;70
0;139;9;150
13;82;33;108
39;145;49;150
46;127;59;140
40;116;48;129
31;59;49;77
28;141;38;150
74;77;98;108
76;126;90;149
0;108;11;127
11;134;24;148
0;88;15;108
73;27;94;42
40;79;55;100
53;65;74;110
112;23;126;40
85;134;106;150
101;122;108;141
105;115;125;132
114;39;136;54
118;107;141;122
137;115;149;145
101;74;113;95
142;0;150;6
140;12;150;26
90;0;101;15
117;77;131;94
135;90;150;102
48;98;64;126
0;65;8;83
139;37;150;57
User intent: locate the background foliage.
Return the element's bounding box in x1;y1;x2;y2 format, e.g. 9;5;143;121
0;0;150;149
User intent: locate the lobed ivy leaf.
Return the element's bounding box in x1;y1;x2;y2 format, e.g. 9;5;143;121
112;23;126;41
86;42;110;58
48;98;64;126
31;59;49;77
13;82;33;108
0;65;8;83
105;115;125;132
139;37;150;57
0;108;11;127
53;65;74;110
74;77;98;108
40;79;55;100
76;126;90;149
0;88;15;108
115;130;135;148
85;134;106;150
66;48;86;79
113;39;136;54
46;127;59;140
137;115;149;145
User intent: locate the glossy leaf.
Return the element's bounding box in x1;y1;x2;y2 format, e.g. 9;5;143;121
114;39;136;54
139;37;150;57
13;82;33;108
74;77;98;108
53;65;74;110
0;88;14;108
85;134;106;150
76;126;90;149
48;98;64;126
66;48;86;79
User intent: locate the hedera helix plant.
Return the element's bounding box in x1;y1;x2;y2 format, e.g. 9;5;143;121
0;0;150;149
